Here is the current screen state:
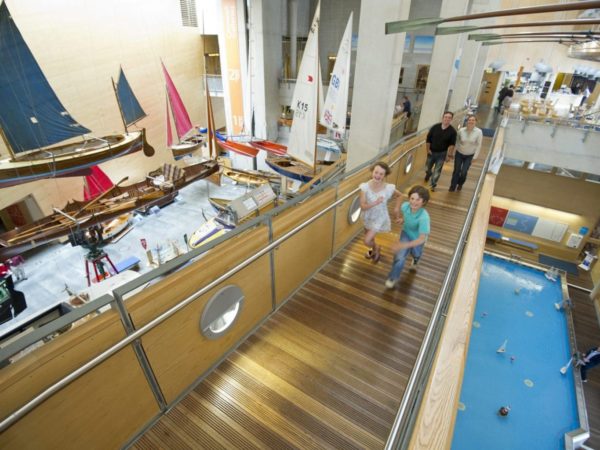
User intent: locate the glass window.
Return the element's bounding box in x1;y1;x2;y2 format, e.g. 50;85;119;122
502;158;524;167
585;174;600;184
555;168;583;178
527;162;553;173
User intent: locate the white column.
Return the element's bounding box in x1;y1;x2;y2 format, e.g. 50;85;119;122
248;0;282;142
417;0;470;130
468;44;489;103
346;0;411;171
449;38;481;111
466;0;499;105
289;0;298;78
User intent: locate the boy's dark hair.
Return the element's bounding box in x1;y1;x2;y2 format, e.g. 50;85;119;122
371;161;391;175
408;185;430;205
443;111;454;118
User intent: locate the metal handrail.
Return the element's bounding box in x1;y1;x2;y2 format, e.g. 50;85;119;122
0;128;426;433
385;128;499;449
0;185;362;432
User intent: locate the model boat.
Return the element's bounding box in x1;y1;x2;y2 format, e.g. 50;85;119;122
162;62;205;159
265;6;349;184
0;177;178;258
221;167;275;186
0;4;153;188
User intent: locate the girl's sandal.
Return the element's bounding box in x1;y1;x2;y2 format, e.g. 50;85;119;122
372;245;381;264
365;249;373;259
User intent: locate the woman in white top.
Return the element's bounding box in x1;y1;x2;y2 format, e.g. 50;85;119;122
449;115;483;192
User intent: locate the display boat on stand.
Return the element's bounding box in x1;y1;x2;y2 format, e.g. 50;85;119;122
0;3;153;188
265;4;350;186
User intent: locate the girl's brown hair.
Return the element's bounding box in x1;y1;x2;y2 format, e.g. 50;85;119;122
371;161;391;175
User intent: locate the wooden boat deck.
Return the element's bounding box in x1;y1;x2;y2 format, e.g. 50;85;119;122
130;138;600;449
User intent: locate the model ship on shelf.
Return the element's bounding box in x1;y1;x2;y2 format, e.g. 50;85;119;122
0;3;154;188
265;3;349;185
0;173;178;259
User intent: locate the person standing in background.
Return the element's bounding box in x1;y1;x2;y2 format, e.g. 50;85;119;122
402;96;412;118
450;115;483;192
579;346;600;382
424;111;457;192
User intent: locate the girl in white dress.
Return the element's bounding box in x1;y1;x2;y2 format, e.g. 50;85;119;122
359;162;401;263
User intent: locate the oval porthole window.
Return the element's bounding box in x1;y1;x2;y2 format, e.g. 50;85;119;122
348;195;362;224
200;285;244;339
405;152;414;174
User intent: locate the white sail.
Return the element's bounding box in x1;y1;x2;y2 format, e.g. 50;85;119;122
287;2;320;168
320;12;353;136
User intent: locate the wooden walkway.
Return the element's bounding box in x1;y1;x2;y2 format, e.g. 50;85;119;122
130;139;599;449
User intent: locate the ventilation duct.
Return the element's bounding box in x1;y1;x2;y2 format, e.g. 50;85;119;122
568;41;600;62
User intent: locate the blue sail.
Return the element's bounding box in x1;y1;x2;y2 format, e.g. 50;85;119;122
116;67;146;127
0;2;91;155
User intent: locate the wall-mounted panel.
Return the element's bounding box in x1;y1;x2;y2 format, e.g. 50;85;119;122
0;346;157;449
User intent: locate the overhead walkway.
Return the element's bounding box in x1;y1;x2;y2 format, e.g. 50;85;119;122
130;143;492;449
2;119;596;449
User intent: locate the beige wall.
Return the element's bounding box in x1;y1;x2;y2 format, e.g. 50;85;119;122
493;165;600;261
0;1;224;213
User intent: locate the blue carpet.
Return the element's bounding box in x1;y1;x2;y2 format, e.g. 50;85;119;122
539;254;579;275
482;127;496;137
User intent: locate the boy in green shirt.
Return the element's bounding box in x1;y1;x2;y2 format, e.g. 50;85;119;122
385;185;431;289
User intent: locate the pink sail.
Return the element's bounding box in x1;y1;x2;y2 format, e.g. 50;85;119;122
162;62;193;140
83;166;114;201
166;96;173;147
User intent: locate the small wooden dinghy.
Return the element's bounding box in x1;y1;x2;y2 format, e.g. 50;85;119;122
188;218;235;249
221;167;272;186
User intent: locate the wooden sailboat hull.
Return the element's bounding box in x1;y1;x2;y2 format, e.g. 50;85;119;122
147;160;219;190
170;136;204;159
0;177;178;258
188;218;235;249
221;167;273;186
249;140;288;156
0;131;145;188
216;140;259;158
265;156;315;183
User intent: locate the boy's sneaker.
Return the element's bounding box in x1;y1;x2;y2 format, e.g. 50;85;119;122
409;258;419;272
385;279;396;289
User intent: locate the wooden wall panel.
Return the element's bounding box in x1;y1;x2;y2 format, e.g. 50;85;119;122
0;347;158;450
127;225;270;326
139;253;273;403
408;174;495;449
272;189;336;305
0;311;126;417
274;213;335;305
333;170;371;254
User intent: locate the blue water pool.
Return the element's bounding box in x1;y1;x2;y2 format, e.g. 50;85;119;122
451;253;583;450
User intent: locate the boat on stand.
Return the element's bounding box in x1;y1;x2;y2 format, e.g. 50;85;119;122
0;3;153;188
265;2;349;186
162;62;206;159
